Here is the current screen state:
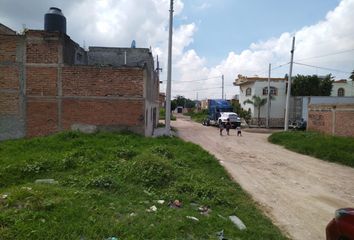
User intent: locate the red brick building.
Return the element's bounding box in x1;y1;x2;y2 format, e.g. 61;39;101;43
0;19;159;140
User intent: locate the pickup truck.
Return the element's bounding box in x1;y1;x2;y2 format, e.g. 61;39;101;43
201;99;241;128
217;112;241;128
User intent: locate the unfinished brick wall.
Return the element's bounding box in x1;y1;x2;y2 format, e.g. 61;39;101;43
62;67;143;97
27;100;58;137
26;31;59;64
26;67;57;96
308;104;354;137
0;35;18;62
0;33;25;140
62;99;144;129
1;28;157;139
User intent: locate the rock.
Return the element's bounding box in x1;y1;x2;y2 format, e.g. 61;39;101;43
34;179;58;185
186;216;199;221
71;123;97;134
157;200;165;204
146;205;157;212
229;215;246;230
198;206;211;215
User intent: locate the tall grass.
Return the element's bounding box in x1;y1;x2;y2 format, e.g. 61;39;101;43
0;131;287;239
269;131;354;167
184;109;208;123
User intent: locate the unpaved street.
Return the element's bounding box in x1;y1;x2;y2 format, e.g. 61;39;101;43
172;116;354;240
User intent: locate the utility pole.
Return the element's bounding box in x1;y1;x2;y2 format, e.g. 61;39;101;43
284;36;295;131
165;0;173;135
222;75;224;99
266;63;271;128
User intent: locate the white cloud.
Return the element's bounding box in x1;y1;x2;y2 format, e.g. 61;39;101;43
173;0;354;99
1;0;353;100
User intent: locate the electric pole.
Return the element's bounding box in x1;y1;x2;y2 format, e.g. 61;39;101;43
266;63;271;128
165;0;173;135
222;75;224;99
284;36;295;131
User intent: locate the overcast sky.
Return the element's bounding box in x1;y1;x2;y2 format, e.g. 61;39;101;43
1;0;354;99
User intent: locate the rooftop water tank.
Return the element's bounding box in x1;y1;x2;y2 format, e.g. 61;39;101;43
44;7;66;34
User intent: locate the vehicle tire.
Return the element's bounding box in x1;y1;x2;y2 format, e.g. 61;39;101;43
206;120;210;126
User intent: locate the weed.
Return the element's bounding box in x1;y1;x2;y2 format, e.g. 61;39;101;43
116;147;138;160
150;145;174;159
0;131;287;239
125;153;175;188
269;131;354;167
87;175;117;190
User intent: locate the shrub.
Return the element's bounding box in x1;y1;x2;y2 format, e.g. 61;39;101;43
124;153;175;188
87;175;117;190
116;147;138;160
151;145;174;159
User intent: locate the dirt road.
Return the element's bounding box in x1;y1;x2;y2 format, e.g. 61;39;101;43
172;116;354;240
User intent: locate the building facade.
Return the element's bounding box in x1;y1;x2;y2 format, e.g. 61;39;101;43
331;79;354;97
234;75;287;127
0;23;159;140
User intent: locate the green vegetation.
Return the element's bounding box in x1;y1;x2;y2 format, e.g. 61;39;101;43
244;96;270;126
269;131;354;168
171;95;195;111
184;109;208;123
0;131;286;239
159;108;176;120
291;74;333;96
231;101;251;124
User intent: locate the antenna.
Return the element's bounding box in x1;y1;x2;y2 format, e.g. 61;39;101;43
156;55;162;72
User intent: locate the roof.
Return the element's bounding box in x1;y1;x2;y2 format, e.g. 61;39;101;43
334;79;347;83
233;74;286;86
0;23;16;35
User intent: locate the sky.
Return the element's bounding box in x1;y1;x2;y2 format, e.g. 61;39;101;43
1;0;354;100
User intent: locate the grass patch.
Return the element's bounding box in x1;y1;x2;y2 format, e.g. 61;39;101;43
159;108;176;121
0;131;287;239
268;131;354;167
184;109;208;123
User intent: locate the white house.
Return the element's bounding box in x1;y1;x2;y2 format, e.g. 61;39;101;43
331;79;354;97
233;75;287;127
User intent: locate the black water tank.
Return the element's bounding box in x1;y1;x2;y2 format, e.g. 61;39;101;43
44;7;66;34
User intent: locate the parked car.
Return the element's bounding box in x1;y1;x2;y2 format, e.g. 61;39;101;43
326;208;354;240
218;112;241;129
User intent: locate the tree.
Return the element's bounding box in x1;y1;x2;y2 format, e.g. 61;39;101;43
171;95;195;110
231;101;251;123
291;74;333;96
243;95;268;126
350;70;354;81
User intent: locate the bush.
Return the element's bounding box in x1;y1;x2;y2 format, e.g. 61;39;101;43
116;147;138;160
150;145;174;159
124;153;175;188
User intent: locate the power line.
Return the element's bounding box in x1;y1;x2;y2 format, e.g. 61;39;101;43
173;86;222;93
293;62;351;74
295;48;354;61
252;62;289;76
160;76;221;83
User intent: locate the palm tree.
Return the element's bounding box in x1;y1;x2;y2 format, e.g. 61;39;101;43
243;95;268;126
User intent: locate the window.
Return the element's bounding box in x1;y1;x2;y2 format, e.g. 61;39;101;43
262;86;278;96
246;88;252;96
338;88;345;96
